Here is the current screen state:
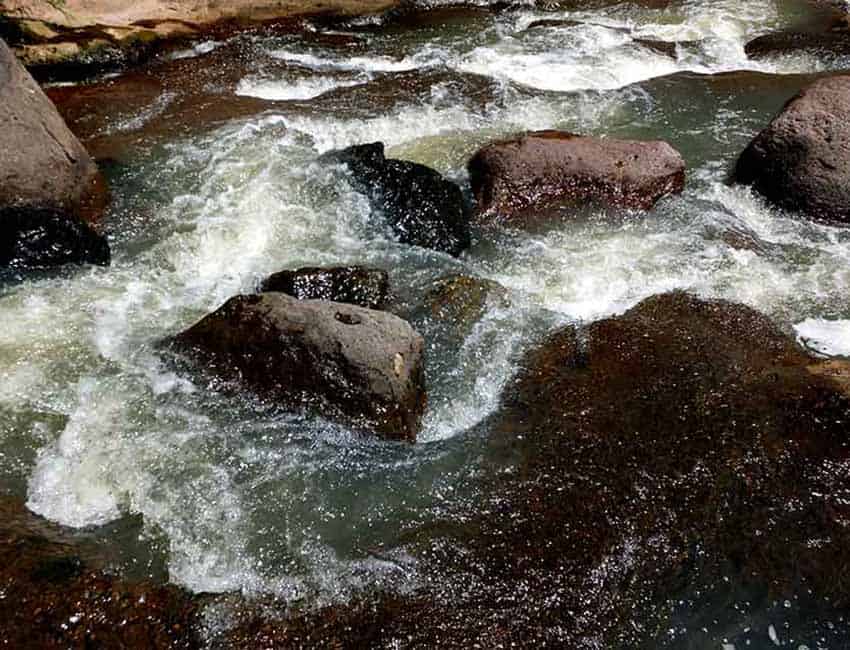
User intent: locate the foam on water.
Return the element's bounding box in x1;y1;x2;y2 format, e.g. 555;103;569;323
235;75;367;100
795;319;850;357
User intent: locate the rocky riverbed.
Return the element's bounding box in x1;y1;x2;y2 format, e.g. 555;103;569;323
2;0;850;648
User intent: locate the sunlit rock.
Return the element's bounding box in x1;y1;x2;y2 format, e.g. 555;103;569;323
170;293;426;441
0;38;104;217
735;75;850;224
468;130;686;224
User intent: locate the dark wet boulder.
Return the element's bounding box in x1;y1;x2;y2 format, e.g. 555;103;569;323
0;38;103;216
325;142;470;256
0;206;109;270
468;130;685;224
171;293;426;441
735;75;850;223
260;265;389;310
470;291;850;642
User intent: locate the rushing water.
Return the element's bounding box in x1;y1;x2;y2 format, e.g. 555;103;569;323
4;0;850;646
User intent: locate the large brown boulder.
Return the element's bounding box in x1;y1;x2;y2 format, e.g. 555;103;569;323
735;75;850;223
170;293;426;441
0;38;102;216
467;130;686;224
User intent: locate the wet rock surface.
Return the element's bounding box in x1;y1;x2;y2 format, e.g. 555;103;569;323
745;28;850;61
260;265;389;310
735;75;850;223
468;130;686;224
0;38;103;216
170;293;426;441
0;497;198;649
1;0;401;74
423;274;509;339
211;292;850;647
325;142;471;256
0;206;110;270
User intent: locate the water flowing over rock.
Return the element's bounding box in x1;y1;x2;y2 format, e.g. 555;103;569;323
170;293;426;441
467;130;686;224
324;142;470;256
0;38;103;217
423;274;508;339
735;75;850;224
260;265;389;310
209;293;850;647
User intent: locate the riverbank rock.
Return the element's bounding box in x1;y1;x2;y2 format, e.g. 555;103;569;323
326;142;470;256
468;130;686;224
171;293;426;441
260;265;389;310
0;38;103;216
1;0;401;76
735;75;850;223
0;206;109;270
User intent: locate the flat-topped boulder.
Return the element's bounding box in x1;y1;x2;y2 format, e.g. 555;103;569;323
735;75;850;224
260;265;389;310
170;293;426;441
468;130;685;224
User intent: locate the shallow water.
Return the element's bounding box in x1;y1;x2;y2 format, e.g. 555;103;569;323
5;0;850;646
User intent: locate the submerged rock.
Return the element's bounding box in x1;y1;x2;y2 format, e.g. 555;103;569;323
171;293;426;441
468;130;685;224
260;265;389;310
0;38;104;217
423;274;508;339
0;206;110;269
745;28;850;61
0;497;198;649
735;75;850;223
325;142;470;256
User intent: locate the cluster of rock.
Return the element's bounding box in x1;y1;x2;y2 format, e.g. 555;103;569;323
6;291;850;646
4;9;850;646
0;38;109;271
0;0;402;78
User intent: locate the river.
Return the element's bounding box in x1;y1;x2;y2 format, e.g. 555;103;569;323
3;0;850;647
